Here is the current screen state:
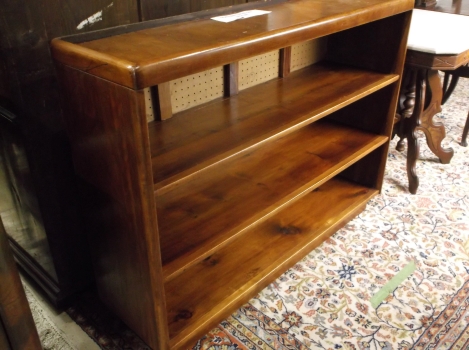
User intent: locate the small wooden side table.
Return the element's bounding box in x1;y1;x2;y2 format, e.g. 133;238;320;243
395;9;469;193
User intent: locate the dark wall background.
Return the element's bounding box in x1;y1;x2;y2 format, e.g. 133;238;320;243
0;0;260;304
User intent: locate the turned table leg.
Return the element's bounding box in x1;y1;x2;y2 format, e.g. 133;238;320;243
404;68;425;194
416;69;454;164
398;67;454;194
462;111;469;147
406;126;420;194
396;68;417;152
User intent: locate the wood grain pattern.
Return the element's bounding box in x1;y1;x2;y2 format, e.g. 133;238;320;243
327;10;411;191
157;119;388;281
0;218;42;350
405;49;469;70
165;178;377;348
157;82;173;120
279;46;292;77
223;62;239;97
327;85;396;136
51;0;413;88
55;64;169;349
327;85;400;190
149;63;398;190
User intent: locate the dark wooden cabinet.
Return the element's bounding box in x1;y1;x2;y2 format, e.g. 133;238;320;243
0;0;263;306
0;105;64;303
0;216;42;350
52;0;413;348
0;0;140;307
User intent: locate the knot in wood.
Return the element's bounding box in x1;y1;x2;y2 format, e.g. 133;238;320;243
276;225;301;235
174;310;193;321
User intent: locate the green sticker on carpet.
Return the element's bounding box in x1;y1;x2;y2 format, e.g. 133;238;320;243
370;261;416;309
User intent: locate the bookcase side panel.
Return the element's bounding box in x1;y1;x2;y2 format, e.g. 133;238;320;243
55;64;169;349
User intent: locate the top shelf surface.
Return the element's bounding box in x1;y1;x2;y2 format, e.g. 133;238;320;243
50;0;413;89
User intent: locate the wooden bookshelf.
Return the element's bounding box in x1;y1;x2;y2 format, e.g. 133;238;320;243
51;0;413;348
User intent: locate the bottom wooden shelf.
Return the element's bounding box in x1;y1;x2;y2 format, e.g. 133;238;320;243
164;177;378;348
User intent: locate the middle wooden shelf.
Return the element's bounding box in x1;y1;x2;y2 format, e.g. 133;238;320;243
149;61;398;191
157;118;388;282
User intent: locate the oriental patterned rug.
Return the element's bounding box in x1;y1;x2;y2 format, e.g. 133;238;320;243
64;75;469;350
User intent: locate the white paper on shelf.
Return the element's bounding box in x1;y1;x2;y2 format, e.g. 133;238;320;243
211;10;271;23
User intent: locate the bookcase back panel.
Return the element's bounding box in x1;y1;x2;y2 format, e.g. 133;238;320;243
170;67;224;114
239;50;280;90
147;44;329;118
144;88;155;122
291;38;328;72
